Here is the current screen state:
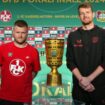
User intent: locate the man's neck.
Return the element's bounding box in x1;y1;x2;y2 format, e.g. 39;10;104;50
82;23;94;30
14;42;28;48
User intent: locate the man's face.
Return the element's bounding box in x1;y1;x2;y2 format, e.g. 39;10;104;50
79;7;94;25
13;26;28;44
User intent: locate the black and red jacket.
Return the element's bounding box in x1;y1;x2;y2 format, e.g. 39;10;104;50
66;25;105;88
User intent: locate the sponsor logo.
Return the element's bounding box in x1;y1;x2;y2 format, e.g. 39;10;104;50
8;52;13;57
73;39;83;47
96;10;105;22
0;10;12;22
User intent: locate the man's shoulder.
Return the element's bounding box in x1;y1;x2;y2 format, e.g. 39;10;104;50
0;42;13;47
0;42;13;53
28;44;38;53
69;27;80;37
95;25;105;31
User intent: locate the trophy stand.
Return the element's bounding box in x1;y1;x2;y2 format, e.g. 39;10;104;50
47;66;62;86
39;83;71;105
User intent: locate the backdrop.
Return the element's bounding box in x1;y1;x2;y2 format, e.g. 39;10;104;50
0;0;105;104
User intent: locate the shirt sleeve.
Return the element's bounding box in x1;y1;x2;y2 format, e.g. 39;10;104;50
66;33;77;71
100;29;105;69
0;45;3;66
32;48;41;72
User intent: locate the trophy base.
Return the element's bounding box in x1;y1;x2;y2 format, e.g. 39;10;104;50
47;73;62;86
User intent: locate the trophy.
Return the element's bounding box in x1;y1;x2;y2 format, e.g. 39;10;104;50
45;38;64;86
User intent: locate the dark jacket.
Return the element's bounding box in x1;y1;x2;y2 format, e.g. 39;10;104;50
66;25;105;88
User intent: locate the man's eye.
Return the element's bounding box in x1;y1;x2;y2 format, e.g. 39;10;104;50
22;32;27;34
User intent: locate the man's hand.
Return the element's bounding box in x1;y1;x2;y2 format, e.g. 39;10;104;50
32;72;37;79
79;82;95;92
79;77;91;87
84;83;95;92
79;77;95;92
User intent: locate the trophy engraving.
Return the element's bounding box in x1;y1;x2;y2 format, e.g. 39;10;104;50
45;38;64;86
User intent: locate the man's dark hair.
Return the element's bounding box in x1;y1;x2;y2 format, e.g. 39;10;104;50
78;2;93;13
14;20;28;28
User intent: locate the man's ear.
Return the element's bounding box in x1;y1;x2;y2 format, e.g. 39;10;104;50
78;14;81;20
12;28;15;37
93;12;95;18
12;30;14;37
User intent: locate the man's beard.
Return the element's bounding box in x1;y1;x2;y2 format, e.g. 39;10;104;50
82;20;92;25
14;38;26;45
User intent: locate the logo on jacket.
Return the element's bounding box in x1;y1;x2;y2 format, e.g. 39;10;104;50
9;59;26;76
73;39;83;47
92;36;99;44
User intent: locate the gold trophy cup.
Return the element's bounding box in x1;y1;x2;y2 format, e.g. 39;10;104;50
45;38;64;86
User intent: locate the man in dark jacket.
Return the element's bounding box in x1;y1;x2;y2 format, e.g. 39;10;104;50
66;2;105;105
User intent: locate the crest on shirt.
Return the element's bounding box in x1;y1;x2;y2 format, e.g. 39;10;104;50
9;59;26;76
92;36;99;44
8;52;13;57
